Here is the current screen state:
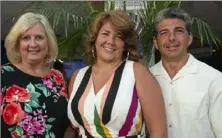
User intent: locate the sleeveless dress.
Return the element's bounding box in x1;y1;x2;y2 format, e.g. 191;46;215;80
68;61;146;138
1;63;69;138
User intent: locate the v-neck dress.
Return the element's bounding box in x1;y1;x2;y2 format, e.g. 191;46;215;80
67;61;146;138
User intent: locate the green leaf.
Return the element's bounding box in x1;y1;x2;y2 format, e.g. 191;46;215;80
83;1;94;13
49;132;56;138
192;17;222;48
104;1;115;11
15;126;24;136
8;126;16;131
205;23;219;46
30;91;41;102
29;100;40;108
26;83;35;93
35;84;50;97
195;18;204;46
31;91;41;99
24;103;32;113
47;118;56;122
202;21;211;45
43;88;51;97
35;84;45;90
3;66;14;72
46;133;50;138
45;124;52;131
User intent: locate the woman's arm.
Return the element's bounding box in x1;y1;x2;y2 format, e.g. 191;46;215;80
64;70;80;138
134;62;167;138
63;126;77;138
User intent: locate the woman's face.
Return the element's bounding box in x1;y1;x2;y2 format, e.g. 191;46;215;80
19;23;48;65
95;22;125;63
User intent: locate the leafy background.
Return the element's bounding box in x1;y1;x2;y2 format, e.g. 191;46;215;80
13;1;222;65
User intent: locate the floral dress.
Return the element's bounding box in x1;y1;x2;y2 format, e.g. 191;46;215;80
1;63;69;138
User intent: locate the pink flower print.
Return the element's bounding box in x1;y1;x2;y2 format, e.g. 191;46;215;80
42;79;53;89
18;111;47;135
22;135;34;138
52;87;57;93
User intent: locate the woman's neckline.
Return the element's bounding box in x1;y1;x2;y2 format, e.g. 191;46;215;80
91;60;125;95
10;62;51;79
92;60;124;74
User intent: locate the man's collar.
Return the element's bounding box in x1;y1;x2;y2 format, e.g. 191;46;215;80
151;54;199;76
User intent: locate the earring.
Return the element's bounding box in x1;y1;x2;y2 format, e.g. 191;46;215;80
126;51;129;60
92;49;95;58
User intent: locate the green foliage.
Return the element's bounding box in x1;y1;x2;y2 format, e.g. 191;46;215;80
138;1;221;64
104;1;116;11
20;1;222;65
57;28;86;60
21;1;94;61
35;84;51;97
192;17;222;47
138;1;182;64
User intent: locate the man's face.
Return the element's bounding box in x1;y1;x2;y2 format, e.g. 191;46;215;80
153;18;193;61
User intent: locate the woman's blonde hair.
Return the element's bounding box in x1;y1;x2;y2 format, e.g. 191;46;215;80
5;12;58;64
84;10;140;65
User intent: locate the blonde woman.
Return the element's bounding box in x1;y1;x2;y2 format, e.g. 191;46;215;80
1;12;69;137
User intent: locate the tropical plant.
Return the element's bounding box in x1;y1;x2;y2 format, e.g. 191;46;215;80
19;1;222;65
19;1;97;61
138;1;222;65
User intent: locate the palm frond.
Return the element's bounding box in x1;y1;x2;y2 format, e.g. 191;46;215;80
138;1;182;64
192;17;222;48
19;1;96;60
104;1;115;11
82;1;94;13
57;29;85;60
19;1;221;62
138;1;221;65
21;1;88;37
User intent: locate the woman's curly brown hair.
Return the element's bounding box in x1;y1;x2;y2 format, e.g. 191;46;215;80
83;10;141;65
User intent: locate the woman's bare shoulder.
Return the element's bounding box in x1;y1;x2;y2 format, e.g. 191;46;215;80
68;69;80;96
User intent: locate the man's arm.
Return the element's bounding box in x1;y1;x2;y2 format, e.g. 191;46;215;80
209;71;222;138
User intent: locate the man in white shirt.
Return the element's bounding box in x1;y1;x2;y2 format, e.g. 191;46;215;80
150;8;222;138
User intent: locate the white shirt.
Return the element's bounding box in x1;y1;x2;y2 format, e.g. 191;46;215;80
150;54;222;138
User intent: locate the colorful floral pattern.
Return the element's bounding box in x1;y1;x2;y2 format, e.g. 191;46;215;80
3;102;25;125
1;63;69;138
5;85;31;103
